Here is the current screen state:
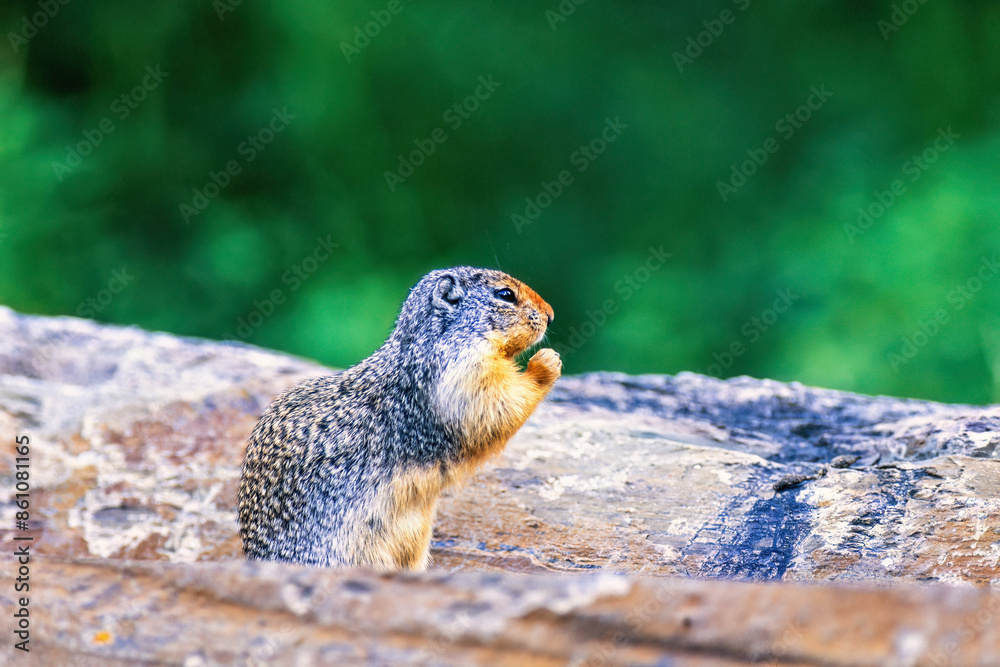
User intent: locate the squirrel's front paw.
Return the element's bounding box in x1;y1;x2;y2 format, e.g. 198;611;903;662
527;348;562;386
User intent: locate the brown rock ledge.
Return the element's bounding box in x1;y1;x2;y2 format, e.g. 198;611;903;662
6;558;1000;666
1;305;998;664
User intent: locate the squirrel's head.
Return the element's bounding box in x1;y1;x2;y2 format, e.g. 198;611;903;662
395;267;554;360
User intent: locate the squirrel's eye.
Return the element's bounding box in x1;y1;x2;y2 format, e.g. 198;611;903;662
495;288;517;303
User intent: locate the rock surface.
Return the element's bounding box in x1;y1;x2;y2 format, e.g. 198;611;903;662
17;559;1000;666
0;305;998;664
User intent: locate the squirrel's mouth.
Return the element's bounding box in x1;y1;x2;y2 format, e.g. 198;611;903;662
492;323;548;360
531;326;548;347
509;328;547;360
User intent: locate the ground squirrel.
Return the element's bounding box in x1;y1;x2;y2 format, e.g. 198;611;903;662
238;266;561;570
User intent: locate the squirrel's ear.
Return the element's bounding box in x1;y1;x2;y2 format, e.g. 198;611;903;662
432;274;465;311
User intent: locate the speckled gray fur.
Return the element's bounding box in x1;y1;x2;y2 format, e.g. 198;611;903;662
238;266;552;566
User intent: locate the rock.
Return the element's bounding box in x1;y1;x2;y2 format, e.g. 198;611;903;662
11;559;1000;666
1;305;998;663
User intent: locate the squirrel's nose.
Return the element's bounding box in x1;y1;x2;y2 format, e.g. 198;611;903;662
540;301;554;325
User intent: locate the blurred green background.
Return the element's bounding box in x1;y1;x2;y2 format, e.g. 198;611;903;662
1;1;999;403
